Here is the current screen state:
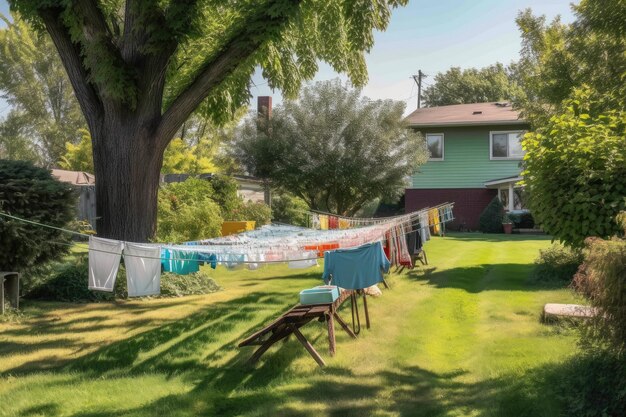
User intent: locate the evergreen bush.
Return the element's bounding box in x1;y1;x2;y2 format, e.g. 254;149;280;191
479;197;505;233
507;211;535;229
0;159;76;272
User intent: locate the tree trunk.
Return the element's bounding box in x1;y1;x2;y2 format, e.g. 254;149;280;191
92;119;165;242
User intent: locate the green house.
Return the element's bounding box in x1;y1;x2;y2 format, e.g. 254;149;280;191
404;102;530;230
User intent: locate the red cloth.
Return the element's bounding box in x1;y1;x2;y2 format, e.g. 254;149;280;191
329;216;339;229
383;243;391;260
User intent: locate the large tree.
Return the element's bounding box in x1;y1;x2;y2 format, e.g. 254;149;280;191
518;0;626;247
515;3;626;126
0;13;86;165
230;79;428;216
422;63;521;107
8;0;407;241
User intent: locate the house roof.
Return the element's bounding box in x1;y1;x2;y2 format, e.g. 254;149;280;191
51;169;95;186
405;102;526;128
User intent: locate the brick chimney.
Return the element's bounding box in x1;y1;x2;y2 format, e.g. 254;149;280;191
257;96;272;120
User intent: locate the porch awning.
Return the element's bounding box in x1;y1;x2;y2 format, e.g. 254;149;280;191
484;175;523;189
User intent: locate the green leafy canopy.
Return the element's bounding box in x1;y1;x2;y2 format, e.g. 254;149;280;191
230;79;428;216
9;0;408;125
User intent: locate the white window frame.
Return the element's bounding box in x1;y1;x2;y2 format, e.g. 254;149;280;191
426;133;445;161
489;130;525;160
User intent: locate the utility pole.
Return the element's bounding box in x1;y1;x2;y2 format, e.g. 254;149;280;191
411;70;427;109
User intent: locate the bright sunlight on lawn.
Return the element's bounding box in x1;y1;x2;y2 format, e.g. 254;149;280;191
0;234;584;417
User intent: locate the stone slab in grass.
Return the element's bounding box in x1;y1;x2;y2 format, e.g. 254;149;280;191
543;303;597;323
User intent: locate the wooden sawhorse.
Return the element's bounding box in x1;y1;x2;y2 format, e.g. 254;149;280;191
239;290;358;367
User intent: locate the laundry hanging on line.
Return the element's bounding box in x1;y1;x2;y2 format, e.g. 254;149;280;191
322;241;391;290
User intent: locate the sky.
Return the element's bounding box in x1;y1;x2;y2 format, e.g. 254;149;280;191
0;0;575;118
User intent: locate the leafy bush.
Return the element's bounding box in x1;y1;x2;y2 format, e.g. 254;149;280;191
0;159;76;272
160;271;221;297
507;210;535;229
25;255;221;301
555;351;626;417
572;235;626;355
25;256;114;302
210;175;241;215
532;244;583;283
157;178;223;242
272;193;310;226
479;197;504;233
522;90;626;248
228;200;271;226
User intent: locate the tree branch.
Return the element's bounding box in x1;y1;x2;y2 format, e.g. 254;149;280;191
156;0;301;146
39;7;103;132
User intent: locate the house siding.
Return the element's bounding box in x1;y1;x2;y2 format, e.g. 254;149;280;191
410;125;528;189
406;188;497;231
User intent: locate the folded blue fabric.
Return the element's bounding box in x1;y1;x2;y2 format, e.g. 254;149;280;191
322;241;390;289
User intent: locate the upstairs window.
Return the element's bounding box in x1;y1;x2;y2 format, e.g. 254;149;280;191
490;131;525;160
426;133;444;161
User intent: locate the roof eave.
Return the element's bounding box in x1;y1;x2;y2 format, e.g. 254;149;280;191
407;120;528;128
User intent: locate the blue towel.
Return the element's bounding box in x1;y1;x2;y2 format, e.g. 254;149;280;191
322;241;390;289
198;252;218;269
161;249;200;275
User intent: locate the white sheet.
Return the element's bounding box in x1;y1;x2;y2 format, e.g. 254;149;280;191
88;236;123;292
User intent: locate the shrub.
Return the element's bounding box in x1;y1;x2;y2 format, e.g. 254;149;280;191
556;351;626;417
532;244;583;283
522;90;626;248
572;235;626;355
507;210;535;229
160;271;221;297
272;193;310;226
229;200;272;226
25;256;114;302
0;159;76;272
479;197;504;233
157;178;223;242
210;175;241;215
25;255;221;301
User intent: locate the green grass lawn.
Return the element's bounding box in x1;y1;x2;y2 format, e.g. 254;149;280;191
0;233;585;417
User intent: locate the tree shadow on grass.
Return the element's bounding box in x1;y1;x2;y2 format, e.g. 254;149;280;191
0;291;291;376
405;263;568;292
6;290;621;417
58;355;618;417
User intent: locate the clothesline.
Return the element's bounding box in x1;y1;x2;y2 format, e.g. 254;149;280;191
0;202;454;265
302;203;454;230
304;201;453;221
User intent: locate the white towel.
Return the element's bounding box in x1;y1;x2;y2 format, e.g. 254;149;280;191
123;243;161;297
288;251;318;269
88;236;123;292
247;252;265;270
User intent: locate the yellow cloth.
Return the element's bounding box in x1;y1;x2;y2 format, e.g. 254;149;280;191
338;218;350;229
319;215;329;230
429;208;441;235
